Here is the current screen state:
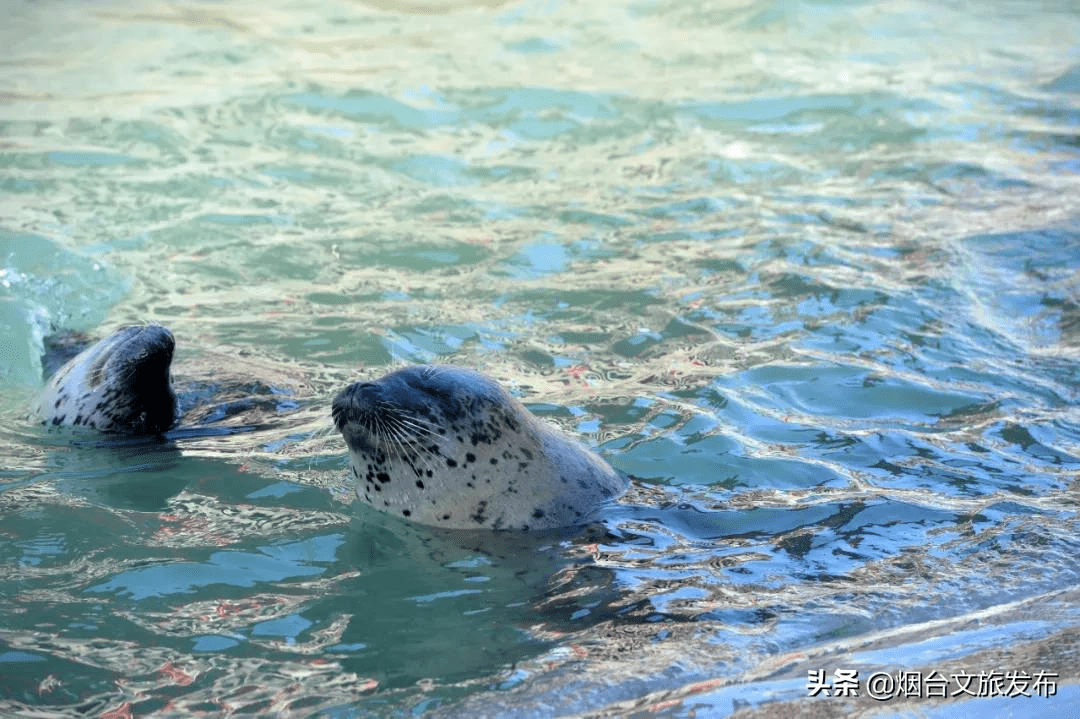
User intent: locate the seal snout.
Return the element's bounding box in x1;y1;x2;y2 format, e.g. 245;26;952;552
331;381;380;431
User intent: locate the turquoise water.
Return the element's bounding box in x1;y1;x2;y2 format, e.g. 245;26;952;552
2;0;1080;716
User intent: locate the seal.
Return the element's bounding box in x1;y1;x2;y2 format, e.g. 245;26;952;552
37;323;310;440
38;324;178;434
331;364;627;530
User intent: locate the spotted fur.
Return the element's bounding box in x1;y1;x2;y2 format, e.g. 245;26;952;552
332;365;626;530
38;324;178;435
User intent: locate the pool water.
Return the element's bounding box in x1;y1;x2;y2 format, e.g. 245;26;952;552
2;0;1080;716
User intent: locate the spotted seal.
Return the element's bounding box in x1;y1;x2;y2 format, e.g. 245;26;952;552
331;365;627;530
38;324;178;434
37;323;305;436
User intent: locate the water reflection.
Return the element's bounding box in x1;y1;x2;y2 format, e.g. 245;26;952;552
3;0;1080;716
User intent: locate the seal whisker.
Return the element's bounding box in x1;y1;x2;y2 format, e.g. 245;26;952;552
381;415;434;481
383;418;441;482
384;407;441;437
366;400;439;476
372;411;394;453
304;422;339;471
375;399;440;440
391;415;439;438
385;419;428;463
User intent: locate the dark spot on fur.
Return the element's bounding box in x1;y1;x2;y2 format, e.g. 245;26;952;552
446;457;457;468
376;472;391;483
471;501;488;525
532;508;545;519
402;509;411;517
490;457;498;465
416;480;425;489
465;452;475;464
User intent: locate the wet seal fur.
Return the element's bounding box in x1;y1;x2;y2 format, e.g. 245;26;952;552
37;324;307;437
332;365;627;530
38;324;178;434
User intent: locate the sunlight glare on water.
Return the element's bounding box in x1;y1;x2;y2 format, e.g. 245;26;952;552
1;0;1080;717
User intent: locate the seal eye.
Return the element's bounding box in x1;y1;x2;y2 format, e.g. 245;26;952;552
412;374;452;400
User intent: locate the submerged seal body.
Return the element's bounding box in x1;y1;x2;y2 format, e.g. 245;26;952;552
332;365;627;530
38;324;178;434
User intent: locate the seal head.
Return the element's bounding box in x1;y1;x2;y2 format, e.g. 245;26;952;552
332;365;626;530
39;324;178;435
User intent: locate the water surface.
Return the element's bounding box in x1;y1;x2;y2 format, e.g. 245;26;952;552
2;0;1080;717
